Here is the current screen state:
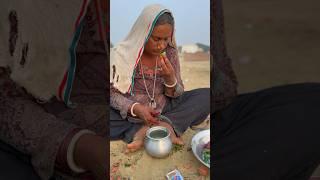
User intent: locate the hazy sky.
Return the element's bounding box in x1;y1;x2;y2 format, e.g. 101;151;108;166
110;0;210;46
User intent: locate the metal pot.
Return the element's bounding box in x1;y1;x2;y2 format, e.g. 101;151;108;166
144;126;172;158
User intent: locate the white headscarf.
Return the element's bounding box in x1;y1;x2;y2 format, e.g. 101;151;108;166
110;4;176;94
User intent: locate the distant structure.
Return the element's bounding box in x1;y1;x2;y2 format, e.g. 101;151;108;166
181;44;204;53
110;42;209;61
179;43;209;61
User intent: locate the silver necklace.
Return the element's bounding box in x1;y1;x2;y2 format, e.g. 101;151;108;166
140;56;158;109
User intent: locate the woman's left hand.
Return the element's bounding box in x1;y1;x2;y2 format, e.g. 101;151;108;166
158;55;176;85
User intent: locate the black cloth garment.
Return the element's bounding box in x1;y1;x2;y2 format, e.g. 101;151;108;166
0;141;40;180
110;88;210;143
212;0;320;179
213;83;320;180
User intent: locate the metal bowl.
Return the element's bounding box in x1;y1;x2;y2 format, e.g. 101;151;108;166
144;126;172;158
191;129;210;168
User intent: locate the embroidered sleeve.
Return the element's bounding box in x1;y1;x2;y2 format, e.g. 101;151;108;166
164;47;184;98
0;68;81;179
110;84;134;119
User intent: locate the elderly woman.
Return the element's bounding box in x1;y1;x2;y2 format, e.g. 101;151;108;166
212;0;320;179
0;1;107;179
110;4;210;153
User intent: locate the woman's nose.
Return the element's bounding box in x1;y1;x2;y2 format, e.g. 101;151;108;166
158;41;167;50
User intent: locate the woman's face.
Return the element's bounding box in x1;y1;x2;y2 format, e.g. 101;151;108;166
144;23;173;56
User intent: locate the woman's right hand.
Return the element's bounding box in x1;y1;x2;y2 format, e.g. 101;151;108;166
133;104;160;125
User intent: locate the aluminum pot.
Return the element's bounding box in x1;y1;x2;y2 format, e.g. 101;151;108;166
144;126;172;158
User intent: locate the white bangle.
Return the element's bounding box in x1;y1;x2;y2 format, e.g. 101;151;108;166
130;102;140;117
67;130;96;173
164;78;177;88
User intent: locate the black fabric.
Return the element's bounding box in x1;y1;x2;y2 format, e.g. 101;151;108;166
162;88;210;135
109;108;143;143
213;83;320;180
0;140;40;180
110;88;210;143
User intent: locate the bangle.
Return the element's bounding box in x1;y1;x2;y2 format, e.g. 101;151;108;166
67;130;96;173
164;78;177;88
130;102;140;117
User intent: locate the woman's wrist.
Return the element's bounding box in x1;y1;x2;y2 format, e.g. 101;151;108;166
67;130;96;173
73;134;107;175
55;128;83;174
164;76;177;88
129;102;140;117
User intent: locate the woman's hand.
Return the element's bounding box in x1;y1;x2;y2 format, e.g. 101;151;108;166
133;104;160;125
158;55;176;85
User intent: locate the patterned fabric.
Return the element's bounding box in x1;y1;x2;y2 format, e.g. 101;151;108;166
0;1;107;179
110;46;184;119
0;0;91;104
212;0;238;112
0;70;78;180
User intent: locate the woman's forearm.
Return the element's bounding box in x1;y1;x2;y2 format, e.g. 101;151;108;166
110;85;135;119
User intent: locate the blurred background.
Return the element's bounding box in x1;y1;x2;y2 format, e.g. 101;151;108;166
223;0;320;93
223;0;320;176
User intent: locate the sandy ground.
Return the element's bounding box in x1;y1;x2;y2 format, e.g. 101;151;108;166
224;0;320;176
110;60;210;180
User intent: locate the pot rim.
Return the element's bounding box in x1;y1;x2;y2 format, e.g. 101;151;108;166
146;126;171;141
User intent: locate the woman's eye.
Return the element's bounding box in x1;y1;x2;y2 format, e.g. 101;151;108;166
151;36;169;42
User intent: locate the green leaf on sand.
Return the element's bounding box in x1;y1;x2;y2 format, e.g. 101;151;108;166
124;163;131;167
172;144;184;153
